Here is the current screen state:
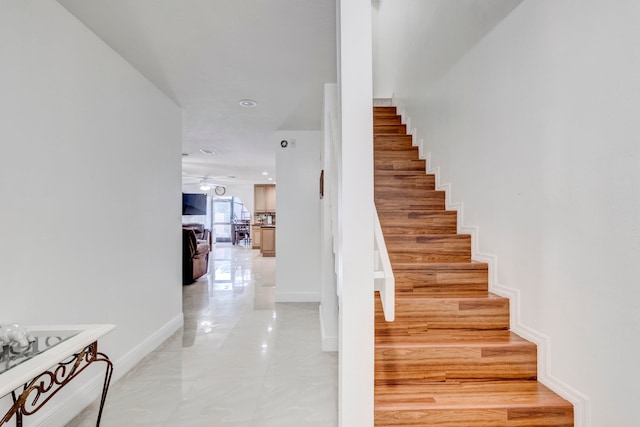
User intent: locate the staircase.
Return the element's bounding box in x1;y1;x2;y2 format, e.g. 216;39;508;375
373;106;574;426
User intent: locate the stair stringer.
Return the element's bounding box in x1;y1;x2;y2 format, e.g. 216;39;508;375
386;97;590;427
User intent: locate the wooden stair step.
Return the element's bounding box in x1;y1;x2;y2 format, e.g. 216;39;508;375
375;158;426;172
376;187;442;200
374;134;414;150
375;334;537;383
374;148;420;159
378;210;458;227
375;381;573;427
374;106;398;116
375;124;407;134
376;191;446;211
375;328;520;345
375;116;402;125
385;234;471;263
375;172;436;193
391;261;488;295
375;293;509;331
379;211;457;235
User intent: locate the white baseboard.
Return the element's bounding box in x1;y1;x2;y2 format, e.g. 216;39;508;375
274;291;320;302
33;314;184;426
111;314;184;382
395;99;590;427
319;305;338;352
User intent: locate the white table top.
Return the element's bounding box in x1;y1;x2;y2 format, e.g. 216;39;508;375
0;324;115;398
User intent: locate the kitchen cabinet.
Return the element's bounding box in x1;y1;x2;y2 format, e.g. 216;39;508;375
251;225;261;249
261;226;276;257
254;184;276;212
254;185;265;212
265;185;276;211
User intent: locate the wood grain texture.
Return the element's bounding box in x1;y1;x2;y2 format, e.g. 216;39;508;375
375;293;509;331
385;234;472;263
374;134;415;150
375;124;407;134
376;192;446;212
375;148;420;159
379;211;457;235
375;158;427;172
375;381;573;427
374;106;398;116
375;173;436;192
372;107;573;426
375;115;403;125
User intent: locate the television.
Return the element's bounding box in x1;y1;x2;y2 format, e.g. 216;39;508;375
182;193;207;215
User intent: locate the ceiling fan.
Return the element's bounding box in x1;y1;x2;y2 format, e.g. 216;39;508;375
182;174;229;195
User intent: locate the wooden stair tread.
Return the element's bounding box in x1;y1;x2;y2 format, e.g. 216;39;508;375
375;169;430;176
384;234;471;265
391;261;489;295
378;212;457;233
374;106;397;114
390;260;487;270
375;188;441;197
391;291;505;301
376;293;509;330
394;289;492;298
375;380;572;410
375;330;525;347
375;124;407;134
374;135;413;151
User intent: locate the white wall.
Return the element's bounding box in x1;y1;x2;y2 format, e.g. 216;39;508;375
0;1;182;423
337;0;375;425
274;131;322;302
374;0;640;425
372;0;523;99
319;83;339;351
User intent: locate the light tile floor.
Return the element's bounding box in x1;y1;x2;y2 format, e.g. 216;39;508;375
68;243;337;427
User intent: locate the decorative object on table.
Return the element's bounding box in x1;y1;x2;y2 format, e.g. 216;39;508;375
0;324;35;350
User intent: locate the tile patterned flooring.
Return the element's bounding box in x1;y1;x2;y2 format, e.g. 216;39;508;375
68;244;338;426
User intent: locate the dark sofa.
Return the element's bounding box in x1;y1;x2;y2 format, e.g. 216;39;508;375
182;227;210;285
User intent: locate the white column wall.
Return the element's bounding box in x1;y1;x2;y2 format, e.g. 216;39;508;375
337;0;375;425
275;131;322;302
0;1;182;423
373;0;640;425
320;83;339;351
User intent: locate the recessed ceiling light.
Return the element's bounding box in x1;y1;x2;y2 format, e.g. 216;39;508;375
262;172;269;176
199;148;215;155
268;177;273;181
239;99;257;108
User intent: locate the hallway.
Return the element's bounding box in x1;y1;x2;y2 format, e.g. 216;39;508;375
68;244;337;427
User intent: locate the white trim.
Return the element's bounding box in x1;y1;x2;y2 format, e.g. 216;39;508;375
427;151;591;427
319;305;338;352
111;314;184;382
396;100;590;427
274;291;320;302
33;314;184;427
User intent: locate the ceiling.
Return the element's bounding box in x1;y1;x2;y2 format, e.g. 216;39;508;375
57;0;337;189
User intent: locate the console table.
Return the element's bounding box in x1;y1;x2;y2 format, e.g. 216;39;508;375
0;324;115;426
